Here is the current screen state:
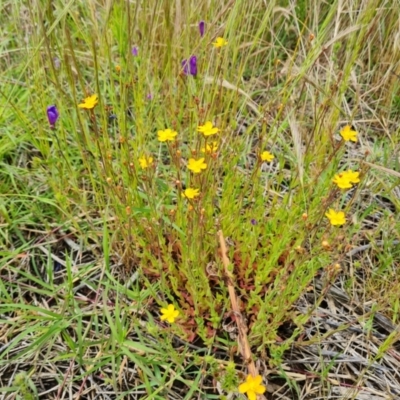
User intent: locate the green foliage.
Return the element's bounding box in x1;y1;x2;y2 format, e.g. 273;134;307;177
11;372;37;400
220;361;240;392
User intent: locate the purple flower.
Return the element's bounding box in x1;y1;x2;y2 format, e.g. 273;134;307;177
47;105;59;127
250;219;257;226
199;21;205;37
53;57;61;69
132;46;139;56
181;55;197;76
146;93;153;100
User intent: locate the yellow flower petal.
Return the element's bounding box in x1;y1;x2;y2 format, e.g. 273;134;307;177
238;382;251;393
342;170;360;183
252;375;263;386
255;386;266;394
247;391;257;400
78;94;98;109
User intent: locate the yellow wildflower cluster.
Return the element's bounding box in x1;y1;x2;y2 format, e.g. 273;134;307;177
326;121;361;226
139;121;222;176
326;168;361;225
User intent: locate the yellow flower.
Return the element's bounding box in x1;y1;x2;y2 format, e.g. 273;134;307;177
213;37;228;48
78;94;98;109
261;151;274;162
332;174;353;189
160;304;179;323
158;128;178;142
182;188;200;199
325;209;346;226
340;125;358;142
115;65;121;73
197;121;219;136
332;170;360;189
341;170;360;184
188;158;207;173
238;374;266;400
139;155;153;169
201;141;218;153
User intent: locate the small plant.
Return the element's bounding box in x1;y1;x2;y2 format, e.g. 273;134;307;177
1;1;399;399
12;372;37;400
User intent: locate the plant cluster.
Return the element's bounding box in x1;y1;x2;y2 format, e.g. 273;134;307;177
1;1;399;399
